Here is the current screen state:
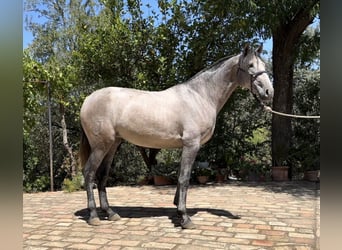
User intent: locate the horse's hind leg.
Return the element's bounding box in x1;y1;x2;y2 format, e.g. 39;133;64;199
83;148;108;226
96;139;122;222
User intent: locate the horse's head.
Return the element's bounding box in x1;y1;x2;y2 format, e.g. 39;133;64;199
237;44;274;103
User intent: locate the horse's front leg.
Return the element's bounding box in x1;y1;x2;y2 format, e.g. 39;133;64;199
175;140;199;229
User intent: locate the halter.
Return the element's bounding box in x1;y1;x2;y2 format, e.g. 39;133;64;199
237;66;268;103
237;67;268;87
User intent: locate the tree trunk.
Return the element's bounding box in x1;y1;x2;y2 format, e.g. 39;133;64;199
271;4;317;170
271;32;295;166
60;104;77;177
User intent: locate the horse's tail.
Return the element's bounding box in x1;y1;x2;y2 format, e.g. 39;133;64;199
79;126;91;171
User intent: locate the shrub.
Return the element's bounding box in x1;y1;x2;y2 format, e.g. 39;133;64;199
193;162;213;176
24;175;50;193
62;173;84;192
151;162;178;182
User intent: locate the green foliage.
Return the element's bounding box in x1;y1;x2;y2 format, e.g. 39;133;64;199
24;175;50;193
156;149;182;165
193;162;213;177
150;149;181;182
108;142;149;185
296;26;320;69
247;128;269;145
23;50;48;133
151;163;178;179
290;68;320;175
62;173;84;192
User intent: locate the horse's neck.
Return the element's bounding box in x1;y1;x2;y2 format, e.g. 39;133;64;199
188;55;240;113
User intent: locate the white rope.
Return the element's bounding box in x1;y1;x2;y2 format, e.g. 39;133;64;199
263;105;320;119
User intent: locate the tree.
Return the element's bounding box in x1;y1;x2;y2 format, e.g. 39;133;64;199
24;0;98;189
291;68;320;176
268;1;319;167
23;51;51;192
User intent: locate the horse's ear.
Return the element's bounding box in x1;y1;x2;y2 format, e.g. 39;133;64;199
243;43;250;57
256;43;263;55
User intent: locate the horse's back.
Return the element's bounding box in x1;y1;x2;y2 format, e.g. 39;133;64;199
115;87;185;148
80;87;184;148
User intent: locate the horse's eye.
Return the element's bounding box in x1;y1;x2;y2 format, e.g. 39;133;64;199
249;63;254;68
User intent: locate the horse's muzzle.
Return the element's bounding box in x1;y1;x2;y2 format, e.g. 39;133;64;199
253;82;273;103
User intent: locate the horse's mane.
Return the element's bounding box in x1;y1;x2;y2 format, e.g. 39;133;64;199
185;54;236;83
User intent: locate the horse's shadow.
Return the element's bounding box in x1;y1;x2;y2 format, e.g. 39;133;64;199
74;206;240;227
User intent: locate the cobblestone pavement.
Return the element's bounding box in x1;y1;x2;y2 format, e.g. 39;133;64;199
23;181;320;249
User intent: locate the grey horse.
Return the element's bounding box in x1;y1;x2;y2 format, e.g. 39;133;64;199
80;44;273;229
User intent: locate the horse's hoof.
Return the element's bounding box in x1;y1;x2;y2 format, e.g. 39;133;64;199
88;217;101;226
108;213;121;221
181;220;196;229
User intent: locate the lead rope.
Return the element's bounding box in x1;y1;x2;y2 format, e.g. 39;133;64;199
249;76;320;119
252;89;320;119
261;104;320;119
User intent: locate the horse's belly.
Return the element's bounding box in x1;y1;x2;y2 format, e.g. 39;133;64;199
116;127;183;149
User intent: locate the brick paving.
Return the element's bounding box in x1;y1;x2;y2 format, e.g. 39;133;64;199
23;181;320;249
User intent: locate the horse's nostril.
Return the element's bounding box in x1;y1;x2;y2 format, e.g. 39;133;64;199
265;89;269;96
